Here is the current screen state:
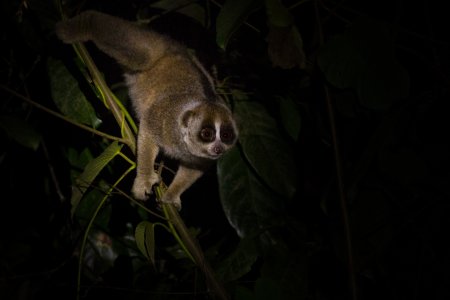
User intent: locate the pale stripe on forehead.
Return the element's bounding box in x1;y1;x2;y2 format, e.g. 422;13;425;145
214;121;220;139
182;101;203;113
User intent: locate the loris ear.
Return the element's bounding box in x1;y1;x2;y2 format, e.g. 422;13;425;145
181;110;195;128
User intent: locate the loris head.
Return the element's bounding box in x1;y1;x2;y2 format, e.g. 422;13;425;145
180;102;238;160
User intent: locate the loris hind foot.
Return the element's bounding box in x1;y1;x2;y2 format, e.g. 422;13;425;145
131;172;181;210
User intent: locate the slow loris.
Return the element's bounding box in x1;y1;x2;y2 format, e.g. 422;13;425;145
55;10;238;209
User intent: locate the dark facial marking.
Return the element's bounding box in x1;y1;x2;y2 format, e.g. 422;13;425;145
220;126;235;144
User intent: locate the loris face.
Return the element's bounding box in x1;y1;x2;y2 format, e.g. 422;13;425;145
181;102;238;160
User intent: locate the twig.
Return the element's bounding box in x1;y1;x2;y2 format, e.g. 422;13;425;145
73;43;136;153
162;203;230;300
0;85;129;145
314;1;357;299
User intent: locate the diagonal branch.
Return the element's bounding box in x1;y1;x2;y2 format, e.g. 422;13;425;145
73;43;137;154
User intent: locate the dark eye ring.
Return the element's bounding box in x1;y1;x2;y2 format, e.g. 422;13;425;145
200;127;215;142
220;130;234;143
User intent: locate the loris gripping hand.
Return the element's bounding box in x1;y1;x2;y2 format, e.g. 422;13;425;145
56;11;238;210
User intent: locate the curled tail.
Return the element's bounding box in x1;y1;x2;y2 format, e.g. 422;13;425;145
55;10;179;71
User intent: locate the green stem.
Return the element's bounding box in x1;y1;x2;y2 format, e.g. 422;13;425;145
314;1;357;299
0;85;128;144
76;163;135;300
159;196;230;300
73;43;136;153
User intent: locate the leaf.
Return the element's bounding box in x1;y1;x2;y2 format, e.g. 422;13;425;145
135;221;157;265
234;98;297;198
265;0;306;69
215;237;259;281
318;19;410;110
47;57;102;128
266;25;306;69
217;147;285;238
255;278;282;300
265;0;293;27
66;147;94;170
149;0;206;26
279;97;301;141
0;115;41;150
74;182;111;228
259;239;308;300
234;286;256;300
71;141;123;216
216;0;262;49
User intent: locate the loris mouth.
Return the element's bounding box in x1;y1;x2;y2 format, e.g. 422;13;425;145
200;149;223;159
209;153;222;159
208;145;225;158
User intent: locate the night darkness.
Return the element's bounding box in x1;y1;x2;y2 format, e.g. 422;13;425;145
1;1;450;300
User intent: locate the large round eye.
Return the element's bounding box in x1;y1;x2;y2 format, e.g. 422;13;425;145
199;127;215;142
220;128;235;144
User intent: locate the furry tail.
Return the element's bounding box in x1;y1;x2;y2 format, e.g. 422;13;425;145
55;10;178;71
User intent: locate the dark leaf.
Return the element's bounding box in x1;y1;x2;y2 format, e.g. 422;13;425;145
279;97;301;141
215;237;258;281
235;98;297;198
217;147;285;238
0;115;41;151
318;19;410;110
265;0;306;69
149;0;206;26
216;0;261;49
260;238;307;300
47;58;102;128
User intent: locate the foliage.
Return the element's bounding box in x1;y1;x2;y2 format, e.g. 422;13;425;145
1;0;449;300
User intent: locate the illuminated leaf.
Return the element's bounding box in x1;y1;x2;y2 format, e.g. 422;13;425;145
48;58;102;127
71;141;122;216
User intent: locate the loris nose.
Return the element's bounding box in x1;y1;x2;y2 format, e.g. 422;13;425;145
213;146;223;155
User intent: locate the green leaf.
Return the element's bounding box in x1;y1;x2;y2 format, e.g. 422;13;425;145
216;0;261;49
235;98;297;198
47;57;102;128
234;285;256;300
265;0;293;27
259;239;308;300
149;0;206;26
74;184;111;228
66;147;94;170
218;147;285;238
265;0;306;69
0;115;41;150
279;97;301;141
215;237;259;281
266;25;306;69
255;278;282;300
71;141;123;216
135;221;157;265
318;19;410;110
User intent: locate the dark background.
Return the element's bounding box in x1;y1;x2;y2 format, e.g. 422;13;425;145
1;0;449;299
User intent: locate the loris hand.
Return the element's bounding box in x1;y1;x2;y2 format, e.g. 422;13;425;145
131;172;160;201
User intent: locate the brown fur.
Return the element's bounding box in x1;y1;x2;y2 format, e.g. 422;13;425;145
55;10;238;209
